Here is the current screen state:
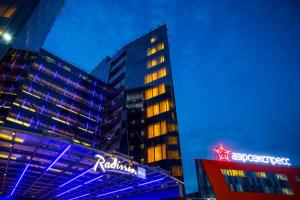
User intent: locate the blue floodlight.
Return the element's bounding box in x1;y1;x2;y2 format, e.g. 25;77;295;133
68;193;90;200
56;185;82;197
84;175;103;185
97;186;133;197
10;164;29;196
138;178;165;186
59;167;93;188
46;144;71;171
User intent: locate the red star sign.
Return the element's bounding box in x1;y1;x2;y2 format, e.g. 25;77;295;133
213;144;231;161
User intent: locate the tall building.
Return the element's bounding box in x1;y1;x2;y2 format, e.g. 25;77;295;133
92;24;183;180
0;48;107;148
12;0;64;52
0;0;64;59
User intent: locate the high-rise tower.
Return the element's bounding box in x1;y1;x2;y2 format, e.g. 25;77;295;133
93;24;183;180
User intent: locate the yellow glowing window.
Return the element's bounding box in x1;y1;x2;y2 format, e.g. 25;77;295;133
171;166;183;176
0;27;5;35
144;68;167;84
221;169;245;177
3;7;16;18
6;117;30;127
150;36;157;43
147;43;165;56
168;136;178;145
147;55;165;68
146;100;171;118
168;151;180;160
255;172;266;178
0;133;24;143
145;84;166;100
168;124;178;132
147;121;167;138
147;144;166;163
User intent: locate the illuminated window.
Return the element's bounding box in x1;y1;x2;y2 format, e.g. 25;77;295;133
168;136;178;145
171;166;183;176
168;150;180;160
146;100;171;118
145;68;167;84
147;120;167;138
3;7;16;18
255;172;267;178
150;36;157;43
147;43;165;56
276;174;288;181
147;144;166;163
0;26;5;35
147;55;165;68
221;169;245;177
168;123;178;132
145;84;166;100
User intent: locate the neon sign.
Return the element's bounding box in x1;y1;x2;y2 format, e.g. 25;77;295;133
93;154;146;179
213;144;291;166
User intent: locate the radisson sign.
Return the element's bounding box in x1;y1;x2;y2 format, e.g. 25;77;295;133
93;154;146;179
213;144;291;166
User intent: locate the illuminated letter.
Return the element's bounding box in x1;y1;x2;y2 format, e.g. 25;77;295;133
94;155;106;172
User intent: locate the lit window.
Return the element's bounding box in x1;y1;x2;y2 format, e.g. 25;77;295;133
3;7;16;18
0;26;5;35
171;166;183;176
144;68;167;84
168;123;178;132
147;55;165;68
150;36;157;43
147;42;165;56
145;84;166;100
168;136;178;145
146;100;171;118
147;121;167;138
255;172;267;178
168;150;180;160
147;144;166;163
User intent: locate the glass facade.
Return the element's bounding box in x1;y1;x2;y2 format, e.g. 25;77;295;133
92;25;183;180
221;169;294;195
0;48;108;148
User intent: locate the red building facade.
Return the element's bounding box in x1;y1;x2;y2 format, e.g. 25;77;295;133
195;159;300;200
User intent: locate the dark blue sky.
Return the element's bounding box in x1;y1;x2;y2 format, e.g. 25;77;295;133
44;0;300;193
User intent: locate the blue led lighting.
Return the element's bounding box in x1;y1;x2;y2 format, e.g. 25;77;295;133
96;186;133;197
68;193;90;200
56;185;82;197
84;175;103;185
10;164;29;196
59;167;93;188
46;144;71;171
138;178;165;186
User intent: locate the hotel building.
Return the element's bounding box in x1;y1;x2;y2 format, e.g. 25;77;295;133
93;24;184;181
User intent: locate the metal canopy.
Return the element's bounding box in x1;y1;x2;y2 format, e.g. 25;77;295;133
0;127;182;199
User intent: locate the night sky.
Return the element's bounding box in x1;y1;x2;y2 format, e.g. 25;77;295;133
44;0;300;193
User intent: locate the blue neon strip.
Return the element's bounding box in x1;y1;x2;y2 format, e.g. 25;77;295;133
68;193;90;200
56;185;82;197
47;144;71;171
138;178;165;186
10;164;29;196
96;186;133;197
84;175;103;185
59;167;93;188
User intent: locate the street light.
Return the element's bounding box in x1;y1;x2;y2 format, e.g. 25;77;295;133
2;32;12;43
